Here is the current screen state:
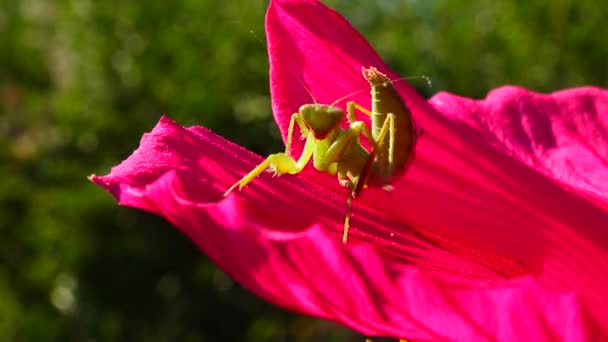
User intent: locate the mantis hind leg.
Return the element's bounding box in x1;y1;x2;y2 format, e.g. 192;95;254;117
343;189;354;243
224;131;316;196
336;148;374;244
337;164;357;244
341;167;370;243
376;113;396;162
347;101;396;168
375;113;396;191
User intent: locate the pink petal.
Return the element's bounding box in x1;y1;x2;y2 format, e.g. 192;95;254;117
92;117;600;340
264;0;608;337
430;86;608;208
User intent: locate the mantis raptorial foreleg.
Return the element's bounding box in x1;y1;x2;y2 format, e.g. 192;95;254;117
224;130;316;195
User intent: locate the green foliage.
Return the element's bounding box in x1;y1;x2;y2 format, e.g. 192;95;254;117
0;0;606;340
330;0;607;96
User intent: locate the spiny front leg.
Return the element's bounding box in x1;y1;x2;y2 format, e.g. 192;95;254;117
224;154;287;196
224;132;316;196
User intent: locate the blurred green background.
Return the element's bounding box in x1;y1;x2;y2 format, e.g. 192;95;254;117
1;0;606;341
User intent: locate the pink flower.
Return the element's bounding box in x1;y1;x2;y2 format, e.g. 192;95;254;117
91;0;608;340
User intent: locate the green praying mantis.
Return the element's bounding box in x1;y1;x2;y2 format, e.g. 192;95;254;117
224;66;422;243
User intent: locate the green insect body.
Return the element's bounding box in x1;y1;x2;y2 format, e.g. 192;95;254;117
224;66;419;243
358;67;419;188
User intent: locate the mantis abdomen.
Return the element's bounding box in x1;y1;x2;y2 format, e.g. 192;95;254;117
365;67;418;186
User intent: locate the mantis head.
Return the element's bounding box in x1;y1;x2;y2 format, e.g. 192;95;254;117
299;104;345;139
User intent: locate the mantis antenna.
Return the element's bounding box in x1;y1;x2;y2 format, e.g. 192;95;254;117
328;74;432;108
249;30;319;106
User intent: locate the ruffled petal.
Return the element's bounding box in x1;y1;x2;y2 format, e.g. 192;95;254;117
430;86;608;207
92;117;601;341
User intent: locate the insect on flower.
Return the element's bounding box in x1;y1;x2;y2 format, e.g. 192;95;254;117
224;66;422;243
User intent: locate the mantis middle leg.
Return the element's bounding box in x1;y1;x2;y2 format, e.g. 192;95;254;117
346;101;372;122
285;112;309;154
